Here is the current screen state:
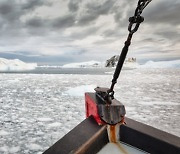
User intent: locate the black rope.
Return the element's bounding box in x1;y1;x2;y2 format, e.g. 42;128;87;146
108;0;152;98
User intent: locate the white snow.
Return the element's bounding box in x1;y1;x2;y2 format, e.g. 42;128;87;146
0;58;37;71
62;60;104;68
140;59;180;68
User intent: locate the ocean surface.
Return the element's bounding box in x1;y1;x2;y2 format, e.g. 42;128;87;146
0;68;179;153
0;67;117;75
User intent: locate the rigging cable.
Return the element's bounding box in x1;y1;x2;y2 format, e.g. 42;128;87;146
108;0;152;99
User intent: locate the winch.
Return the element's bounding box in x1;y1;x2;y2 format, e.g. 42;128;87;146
85;88;126;125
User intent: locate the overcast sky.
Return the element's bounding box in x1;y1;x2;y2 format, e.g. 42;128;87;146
0;0;179;64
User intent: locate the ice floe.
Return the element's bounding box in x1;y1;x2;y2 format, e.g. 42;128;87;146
28;143;42;151
47;122;61;128
9;146;20;153
0;130;9;136
37;117;53;122
64;85;96;96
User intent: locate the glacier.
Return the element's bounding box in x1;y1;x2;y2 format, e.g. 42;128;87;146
62;60;105;68
140;59;180;68
0;58;37;72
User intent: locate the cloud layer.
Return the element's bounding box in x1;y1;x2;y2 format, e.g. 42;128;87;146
0;0;179;64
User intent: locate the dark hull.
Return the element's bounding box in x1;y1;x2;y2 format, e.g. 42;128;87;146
43;116;180;154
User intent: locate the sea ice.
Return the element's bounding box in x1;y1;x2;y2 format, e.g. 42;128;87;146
28;143;42;151
0;68;179;154
0;146;8;152
0;130;9;136
9;146;20;153
34;89;44;93
137;101;179;106
64;85;96;96
37;117;53;122
47;122;62;128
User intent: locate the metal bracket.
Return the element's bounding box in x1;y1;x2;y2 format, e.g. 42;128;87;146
94;87;126;125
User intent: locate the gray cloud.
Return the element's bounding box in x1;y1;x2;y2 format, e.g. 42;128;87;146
77;0;116;26
0;0;50;21
0;0;179;64
77;14;97;26
102;29;124;38
26;17;44;28
0;2;14;15
112;1;136;27
138;0;180;49
69;26;100;40
155;30;180;49
22;0;50;10
93;38;117;45
70;49;87;55
0;0;53;37
24;17;54;36
86;0;114;15
24;14;76;35
109;0;180;52
0;1;21;23
52;14;75;29
144;0;180;25
157;31;180;42
68;0;82;12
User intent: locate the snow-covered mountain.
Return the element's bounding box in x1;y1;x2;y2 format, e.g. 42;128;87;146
104;56;180;69
0;58;37;71
105;55;139;68
140;60;180;68
105;55;119;67
62;60;105;68
62;57;139;69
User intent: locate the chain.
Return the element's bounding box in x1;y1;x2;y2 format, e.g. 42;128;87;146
128;0;152;34
108;0;152;99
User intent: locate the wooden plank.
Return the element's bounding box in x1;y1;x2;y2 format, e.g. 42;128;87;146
120;117;180;154
43;116;108;154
